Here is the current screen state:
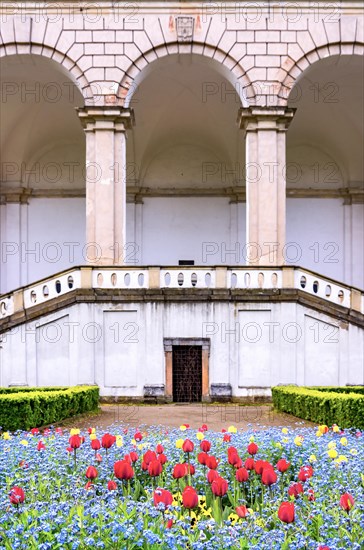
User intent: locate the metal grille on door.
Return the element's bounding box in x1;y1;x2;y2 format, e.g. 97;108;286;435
172;345;202;402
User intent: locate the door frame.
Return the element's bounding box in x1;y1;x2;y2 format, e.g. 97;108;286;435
163;338;210;402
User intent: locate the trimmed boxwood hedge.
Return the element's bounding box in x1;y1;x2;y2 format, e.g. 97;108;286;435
272;385;364;429
0;386;99;432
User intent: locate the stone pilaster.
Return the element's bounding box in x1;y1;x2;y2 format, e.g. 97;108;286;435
77;106;134;265
238;106;295;266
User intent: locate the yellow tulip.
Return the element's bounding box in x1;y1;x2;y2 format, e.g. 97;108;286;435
332;424;340;433
196;432;204;441
281;428;288;434
70;428;80;436
176;439;184;449
179;425;187;431
294;436;304;446
90;433;97;440
327;441;336;449
3;432;11;440
328;449;338;459
309;454;317;463
228;425;237;433
20;439;28;446
340;437;348;446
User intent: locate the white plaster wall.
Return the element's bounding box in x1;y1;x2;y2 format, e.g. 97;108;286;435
27;198;86;284
140;197;246;266
1;300;363;396
286;198;345;282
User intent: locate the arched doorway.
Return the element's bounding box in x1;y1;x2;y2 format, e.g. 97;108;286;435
0;54;86;293
286;54;364;287
124;54;245;267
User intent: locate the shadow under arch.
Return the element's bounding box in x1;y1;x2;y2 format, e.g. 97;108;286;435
278;42;364;105
119;43;256;108
0;45;95;105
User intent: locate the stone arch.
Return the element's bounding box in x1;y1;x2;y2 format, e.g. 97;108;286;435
119;43;256;108
278;42;363;105
0;42;94;105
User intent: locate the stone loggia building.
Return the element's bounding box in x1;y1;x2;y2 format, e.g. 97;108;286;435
0;1;363;400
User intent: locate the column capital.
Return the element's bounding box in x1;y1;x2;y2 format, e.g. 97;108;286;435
77;106;135;131
237;106;296;132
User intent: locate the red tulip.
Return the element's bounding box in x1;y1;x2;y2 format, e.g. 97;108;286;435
148;459;163;477
114;460;134;480
107;480;117;491
262;468;278;486
278;501;295;523
85;481;93;490
129;451;138;463
9;486;25;505
134;431;142;441
101;433;116;449
143;450;157;465
228;452;241;467
182;439;194;453
200;424;208;432
207;469;219;483
182;486;199;508
211;477;228;497
236;505;248;518
198;452;209;465
308;489;315;501
156;444;164;454
69;435;82;449
153;488;173;508
86;466;98;480
173;463;187;479
166;519;174;529
223;434;231;442
276;459;290;473
227;446;238;456
288;482;304;498
247;442;258;455
318;546;330;550
339;493;354;512
200;440;211;453
254;460;273;476
91;439;101;451
37;441;46;451
30;428;39;435
158;453;168;465
298;465;314;482
95;453;102;462
236;467;249;483
206;455;218;470
245;458;255;470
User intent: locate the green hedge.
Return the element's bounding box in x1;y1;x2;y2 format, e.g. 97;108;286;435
0;386;69;395
272;385;364;429
0;386;99;432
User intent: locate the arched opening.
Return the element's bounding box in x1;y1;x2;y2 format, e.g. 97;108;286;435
286;54;364;287
0;54;86;293
124;53;245;266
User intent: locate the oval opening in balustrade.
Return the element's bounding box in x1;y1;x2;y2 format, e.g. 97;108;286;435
30;290;37;303
111;273;117;286
313;280;319;293
0;301;7;314
124;273;130;287
231;273;237;289
325;285;332;297
55;280;61;294
271;272;278;288
244;273;251;288
258;272;264;288
205;273;211;287
43;285;49;297
300;276;306;289
67;276;74;289
97;273;103;286
177;273;184;287
164;272;171;286
138;273;144;287
191;273;197;287
338;290;344;303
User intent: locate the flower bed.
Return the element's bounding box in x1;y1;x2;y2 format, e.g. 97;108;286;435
0;422;363;549
272;386;364;429
0;386;99;432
